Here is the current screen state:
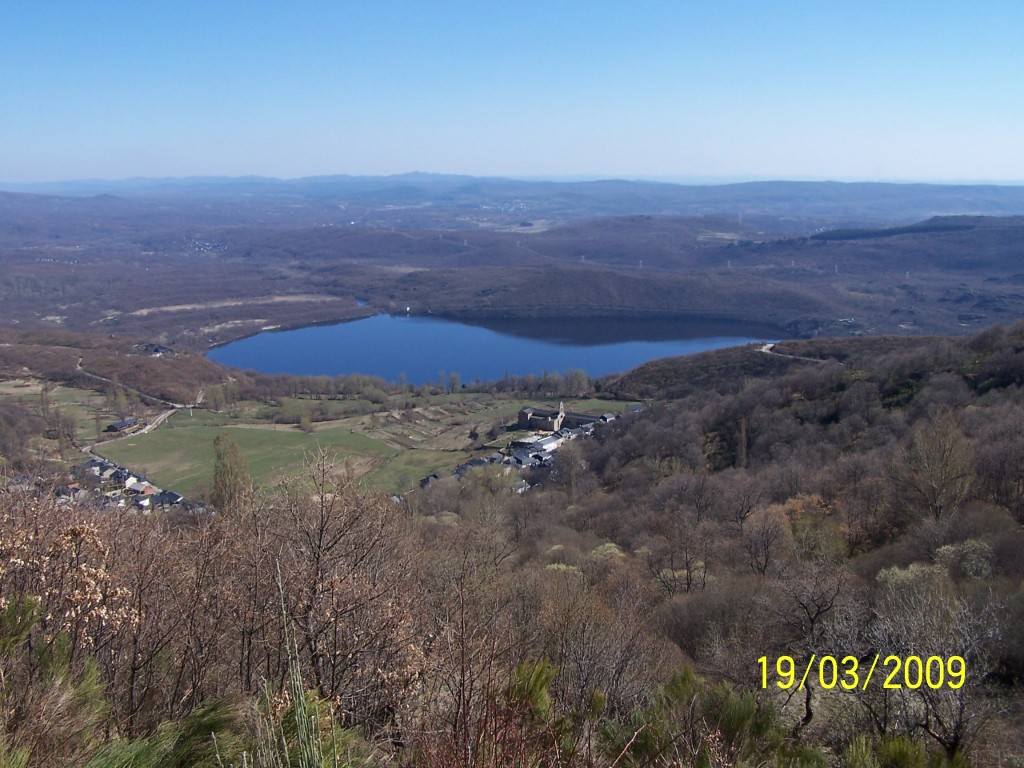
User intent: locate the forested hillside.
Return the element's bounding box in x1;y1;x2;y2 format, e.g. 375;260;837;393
4;322;1024;765
7;177;1024;346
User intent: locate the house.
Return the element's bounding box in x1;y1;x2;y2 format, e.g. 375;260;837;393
151;491;183;507
100;495;126;510
133;343;175;357
511;450;539;467
86;459;113;477
561;411;602;429
518;403;565;431
533;435;562;453
517;404;602;432
55;484;85;501
105;417;139;433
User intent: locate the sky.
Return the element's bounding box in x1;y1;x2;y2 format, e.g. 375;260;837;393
2;1;1023;184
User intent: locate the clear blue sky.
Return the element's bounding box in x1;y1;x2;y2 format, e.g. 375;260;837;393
3;1;1022;183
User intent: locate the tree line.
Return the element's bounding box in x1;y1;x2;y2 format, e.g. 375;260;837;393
6;322;1024;764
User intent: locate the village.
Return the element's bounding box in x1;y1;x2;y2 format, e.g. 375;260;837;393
4;399;643;512
421;401;643;492
74;456;187;511
7;451;188;512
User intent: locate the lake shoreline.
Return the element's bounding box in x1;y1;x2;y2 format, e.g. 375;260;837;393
205;309;788;349
207;313;781;385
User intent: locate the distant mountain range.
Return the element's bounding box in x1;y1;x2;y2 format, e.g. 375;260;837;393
5;175;1024;347
4;174;1024;226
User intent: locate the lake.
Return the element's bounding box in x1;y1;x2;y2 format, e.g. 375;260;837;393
207;314;777;384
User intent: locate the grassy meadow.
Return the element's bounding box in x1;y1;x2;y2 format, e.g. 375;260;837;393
0;373;637;496
92;395;637;496
95;414;401;496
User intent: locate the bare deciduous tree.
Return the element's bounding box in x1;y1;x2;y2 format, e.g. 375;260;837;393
893;410;974;521
860;563;1002;759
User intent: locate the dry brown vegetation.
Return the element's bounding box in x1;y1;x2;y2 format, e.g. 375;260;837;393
5;181;1024;764
3;322;1024;765
6;183;1024;349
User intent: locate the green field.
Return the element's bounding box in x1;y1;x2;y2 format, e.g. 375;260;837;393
362;448;474;491
0;379;113;439
0;379;111;464
95;414;402;496
87;394;637;497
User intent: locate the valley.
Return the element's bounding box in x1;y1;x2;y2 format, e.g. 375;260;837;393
4;181;1024;354
4;176;1024;765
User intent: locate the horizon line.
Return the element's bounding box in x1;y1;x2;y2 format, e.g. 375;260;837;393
3;172;1024;190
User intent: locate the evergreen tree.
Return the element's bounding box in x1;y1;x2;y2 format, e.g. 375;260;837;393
210;432;250;513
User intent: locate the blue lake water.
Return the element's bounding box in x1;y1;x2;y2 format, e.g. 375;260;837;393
207;314;775;384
